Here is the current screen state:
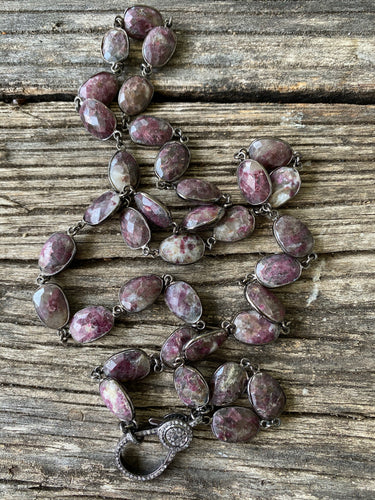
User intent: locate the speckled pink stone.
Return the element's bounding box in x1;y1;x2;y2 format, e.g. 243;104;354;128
273;215;314;258
108;150;139;191
118;76;154;116
142;26;177;68
245;282;285;323
214;205;255;242
119;274;163;312
249;138;293;171
164;281;202;324
176;178;221;203
99;378;134;422
124;5;163;40
174;365;210;408
78;71;119;106
101;28;129;63
33;284;70;329
269;166;301;208
129;115;173;146
183;330;228;362
233;310;280;345
69;306;114;343
155;141;191;182
120;208;151;249
248;372;286;420
255;253;302;288
210;362;248;407
38;232;76;276
79;99;116;140
159;234;205;265
211;406;260;443
134;192;172;228
237;159;272;205
103;349;150;382
182;205;225;231
160;326;196;367
84;191;120;225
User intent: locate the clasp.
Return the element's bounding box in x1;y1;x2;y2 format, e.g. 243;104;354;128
115;414;193;480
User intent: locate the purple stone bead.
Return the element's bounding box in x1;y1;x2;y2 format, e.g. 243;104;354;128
78;71;119;106
245;282;285;323
69;306;114;343
38;232;76;276
83;190;120;226
248;372;286;420
211;406;260;443
154;141;191;182
108;150;140;192
269;166;301;208
160;326;196;368
33;284;70;329
159;234;205;265
183;330;228;362
176;178;221;204
79;99;116;140
124;5;163;40
255;253;302;288
164;281;202;324
101;28;129;63
233;310;280;345
118;76;154;116
210;362;248;407
142;26;177;68
120;208;151;249
99;378;134;422
174;365;210;408
103;348;151;382
213;205;255;242
182;205;225;231
134;192;172;228
119;274;163;313
273;215;314;258
129;115;173;147
237;159;272;205
249;138;293;171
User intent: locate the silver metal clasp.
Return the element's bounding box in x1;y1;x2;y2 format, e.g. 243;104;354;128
115;414;193;480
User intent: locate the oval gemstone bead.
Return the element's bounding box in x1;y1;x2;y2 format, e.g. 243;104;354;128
210;362;248;407
255;253;302;288
248;138;293;171
269;166;301;208
108;150;139;191
119;274;163;313
124;5;163;40
183;330;228;362
237;159;272;205
160;326;196;367
78;71;119;106
79;99;116;140
103;348;151;382
213;205;255;242
33;284;70;329
83;191;120;225
176;179;221;203
101;28;129;63
134;192;172;228
129;115;173;147
142;26;177;68
248;372;286;420
273;215;314;258
165;281;202;324
182;205;225;231
154;142;191;182
233;310;280;345
159;234;205;265
99;378;134;422
69;306;114;343
211;407;260;443
120;208;151;249
174;365;210;408
245;282;285;323
118;76;154;116
39;232;76;276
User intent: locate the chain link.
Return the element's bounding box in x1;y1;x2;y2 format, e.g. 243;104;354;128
238;273;257;287
233;148;248;162
173;128;189;144
74;96;82;112
142;246;160;258
221;319;236;335
111;61;124;76
114;15;124;28
300;252;318;269
91;365;105;381
164;17;173;28
253;203;279;221
292;151;302;170
281;320;292;334
260;418;281;429
205;236;217;250
67;219;86;237
240;358;259;374
57;327;71;344
156;179;176;190
140;62;153;78
36;274;50;285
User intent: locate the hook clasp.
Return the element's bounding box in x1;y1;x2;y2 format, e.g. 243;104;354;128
115;414;193;480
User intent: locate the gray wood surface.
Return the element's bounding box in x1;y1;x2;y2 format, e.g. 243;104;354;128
1;1;375;499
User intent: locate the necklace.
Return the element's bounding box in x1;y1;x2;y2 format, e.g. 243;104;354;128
32;4;317;480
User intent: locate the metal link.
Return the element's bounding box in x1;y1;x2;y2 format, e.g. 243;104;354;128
91;365;105;381
172;356;185;369
114;15;124;28
233;148;248;162
142;246;160;258
192;320;206;330
173;128;189;144
189;404;213;427
172;222;181;234
112;304;125;318
219;193;232;208
221;319;236;335
281;320;292;334
253;203;279;221
238;273;257;287
36;274;50;286
150;353;164;373
260;418;281;429
205;236;217;250
119;420;138;435
57;327;71;344
74;96;82;112
292;151;302;170
162;274;174;288
67;219;86;237
119;185;135;207
300;252;318;269
156;179;176;190
140;62;153;78
240;357;259;374
121;113;131;131
113;130;125;150
164;17;173;28
111;61;125;76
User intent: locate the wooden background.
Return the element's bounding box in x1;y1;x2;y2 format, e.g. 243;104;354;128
1;1;374;499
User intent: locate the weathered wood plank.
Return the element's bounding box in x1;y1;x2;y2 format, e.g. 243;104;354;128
1;1;375;100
